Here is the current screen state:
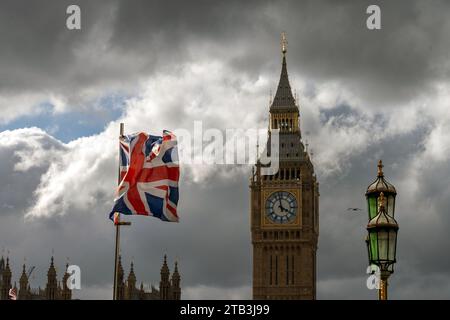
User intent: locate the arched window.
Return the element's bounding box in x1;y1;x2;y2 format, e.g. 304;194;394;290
275;255;279;285
286;255;290;285
269;255;273;285
291;255;295;284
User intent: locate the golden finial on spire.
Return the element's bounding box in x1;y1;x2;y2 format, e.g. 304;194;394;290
281;32;287;55
377;159;384;177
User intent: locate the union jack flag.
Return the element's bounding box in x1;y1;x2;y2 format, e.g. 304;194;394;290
109;130;179;222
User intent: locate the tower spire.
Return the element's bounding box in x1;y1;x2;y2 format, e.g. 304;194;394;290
171;261;181;300
128;261;136;284
160;255;170;300
46;255;57;300
270;32;296;110
61;262;72;300
0;255;12;300
116;255;124;300
19;262;29;300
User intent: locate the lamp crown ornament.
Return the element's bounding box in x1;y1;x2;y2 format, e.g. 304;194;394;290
366;160;397;220
367;192;398;230
377;159;384;177
367;160;396;195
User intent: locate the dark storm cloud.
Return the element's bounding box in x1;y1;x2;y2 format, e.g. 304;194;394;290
0;0;100;90
107;0;450;107
2;0;450;113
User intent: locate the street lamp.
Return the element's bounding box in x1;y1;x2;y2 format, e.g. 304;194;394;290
366;192;399;300
366;160;397;220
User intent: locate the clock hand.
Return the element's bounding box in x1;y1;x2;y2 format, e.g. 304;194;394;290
279;200;288;212
278;193;286;209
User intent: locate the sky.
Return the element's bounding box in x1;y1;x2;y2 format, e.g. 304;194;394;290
1;0;450;299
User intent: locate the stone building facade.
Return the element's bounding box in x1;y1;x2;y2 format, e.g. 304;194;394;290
117;255;181;300
0;254;180;300
0;256;72;300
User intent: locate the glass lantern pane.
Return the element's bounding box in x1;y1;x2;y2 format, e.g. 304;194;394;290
368;196;378;220
388;230;397;262
387;195;395;217
369;232;378;262
378;230;389;261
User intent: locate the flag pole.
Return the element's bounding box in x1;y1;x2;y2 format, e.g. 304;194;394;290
113;122;131;300
112;123;124;300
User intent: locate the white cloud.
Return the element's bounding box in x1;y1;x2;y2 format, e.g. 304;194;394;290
26;130;117;219
2;58;447;220
0;94;48;124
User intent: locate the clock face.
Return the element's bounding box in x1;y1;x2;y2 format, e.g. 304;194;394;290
265;191;297;224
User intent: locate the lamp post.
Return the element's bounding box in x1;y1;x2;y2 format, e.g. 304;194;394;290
365;160;399;300
366;192;398;300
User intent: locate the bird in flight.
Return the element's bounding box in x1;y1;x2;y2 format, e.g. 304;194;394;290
347;208;362;212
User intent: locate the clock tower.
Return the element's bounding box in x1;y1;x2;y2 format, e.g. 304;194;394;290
250;34;319;300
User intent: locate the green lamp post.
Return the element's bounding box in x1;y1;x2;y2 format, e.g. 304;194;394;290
366;160;397;220
366;192;399;300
